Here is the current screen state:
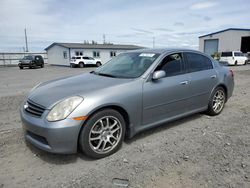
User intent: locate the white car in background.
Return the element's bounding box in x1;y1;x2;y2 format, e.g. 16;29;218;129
220;51;247;65
70;56;102;68
246;52;250;63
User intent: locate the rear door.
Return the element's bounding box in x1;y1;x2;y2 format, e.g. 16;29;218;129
184;52;218;110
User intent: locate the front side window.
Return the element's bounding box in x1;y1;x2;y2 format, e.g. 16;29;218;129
234;52;243;57
155;53;183;77
186;52;213;72
94;52;160;78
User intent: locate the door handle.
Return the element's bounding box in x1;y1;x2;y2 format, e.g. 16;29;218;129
211;75;217;79
180;81;189;85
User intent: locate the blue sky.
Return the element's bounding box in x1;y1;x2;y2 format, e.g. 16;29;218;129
0;0;249;52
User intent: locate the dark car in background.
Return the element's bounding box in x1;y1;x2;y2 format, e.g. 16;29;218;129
19;55;44;69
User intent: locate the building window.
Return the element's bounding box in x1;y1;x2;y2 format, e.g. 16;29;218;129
75;51;83;56
63;51;67;59
110;51;116;57
93;51;100;58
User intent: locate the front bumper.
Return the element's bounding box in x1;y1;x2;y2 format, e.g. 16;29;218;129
20;107;83;154
19;62;35;67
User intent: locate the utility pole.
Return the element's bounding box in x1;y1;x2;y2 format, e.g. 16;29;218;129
103;34;106;44
153;36;155;48
24;28;29;52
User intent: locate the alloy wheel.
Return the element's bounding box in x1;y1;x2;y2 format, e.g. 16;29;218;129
89;116;122;154
212;90;225;113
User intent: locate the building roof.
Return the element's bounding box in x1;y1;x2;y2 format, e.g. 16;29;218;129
45;42;144;51
199;28;250;38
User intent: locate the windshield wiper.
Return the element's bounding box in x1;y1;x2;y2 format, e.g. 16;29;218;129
95;72;116;78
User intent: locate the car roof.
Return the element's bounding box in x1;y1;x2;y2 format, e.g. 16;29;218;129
129;48;202;55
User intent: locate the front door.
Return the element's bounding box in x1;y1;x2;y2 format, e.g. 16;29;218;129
142;53;191;125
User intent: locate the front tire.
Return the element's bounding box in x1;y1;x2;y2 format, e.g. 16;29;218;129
206;87;226;116
79;109;125;159
79;62;84;68
19;66;23;69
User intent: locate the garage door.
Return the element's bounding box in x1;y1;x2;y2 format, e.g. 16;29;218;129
204;39;218;56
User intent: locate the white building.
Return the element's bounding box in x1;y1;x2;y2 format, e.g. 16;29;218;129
45;42;143;66
199;28;250;56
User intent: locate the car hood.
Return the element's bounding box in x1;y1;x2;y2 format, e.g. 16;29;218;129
28;73;132;109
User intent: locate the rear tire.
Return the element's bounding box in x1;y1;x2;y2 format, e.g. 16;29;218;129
79;109;125;159
206;87;226;116
79;62;84;68
234;61;238;66
41;64;44;68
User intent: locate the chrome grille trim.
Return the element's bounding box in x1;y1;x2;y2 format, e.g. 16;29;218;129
25;100;45;117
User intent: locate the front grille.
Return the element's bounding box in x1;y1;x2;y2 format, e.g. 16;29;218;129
25;100;46;117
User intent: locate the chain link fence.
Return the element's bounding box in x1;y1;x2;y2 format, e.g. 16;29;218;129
0;52;47;67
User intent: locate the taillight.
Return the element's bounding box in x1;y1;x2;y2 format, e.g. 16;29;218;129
230;69;234;77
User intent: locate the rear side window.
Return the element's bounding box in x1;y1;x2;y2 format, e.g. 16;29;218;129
234;52;244;57
221;52;232;57
76;57;81;59
186;53;213;72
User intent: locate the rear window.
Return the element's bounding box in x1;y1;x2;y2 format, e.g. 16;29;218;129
221;52;232;57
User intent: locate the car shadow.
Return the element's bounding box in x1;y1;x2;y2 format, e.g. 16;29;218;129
25;140;94;164
125;112;203;144
25;112;205;164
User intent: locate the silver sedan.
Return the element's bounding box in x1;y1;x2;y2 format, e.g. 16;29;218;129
20;49;234;158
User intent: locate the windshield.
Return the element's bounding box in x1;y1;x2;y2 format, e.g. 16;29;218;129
94;52;160;78
23;56;33;60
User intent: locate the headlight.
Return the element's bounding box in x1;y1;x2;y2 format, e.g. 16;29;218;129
46;96;83;122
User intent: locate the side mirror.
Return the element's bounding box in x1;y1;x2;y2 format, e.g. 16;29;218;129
152;70;166;80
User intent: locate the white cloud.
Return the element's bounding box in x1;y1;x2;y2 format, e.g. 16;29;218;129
190;1;217;10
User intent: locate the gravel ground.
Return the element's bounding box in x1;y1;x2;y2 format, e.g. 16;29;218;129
0;65;249;188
